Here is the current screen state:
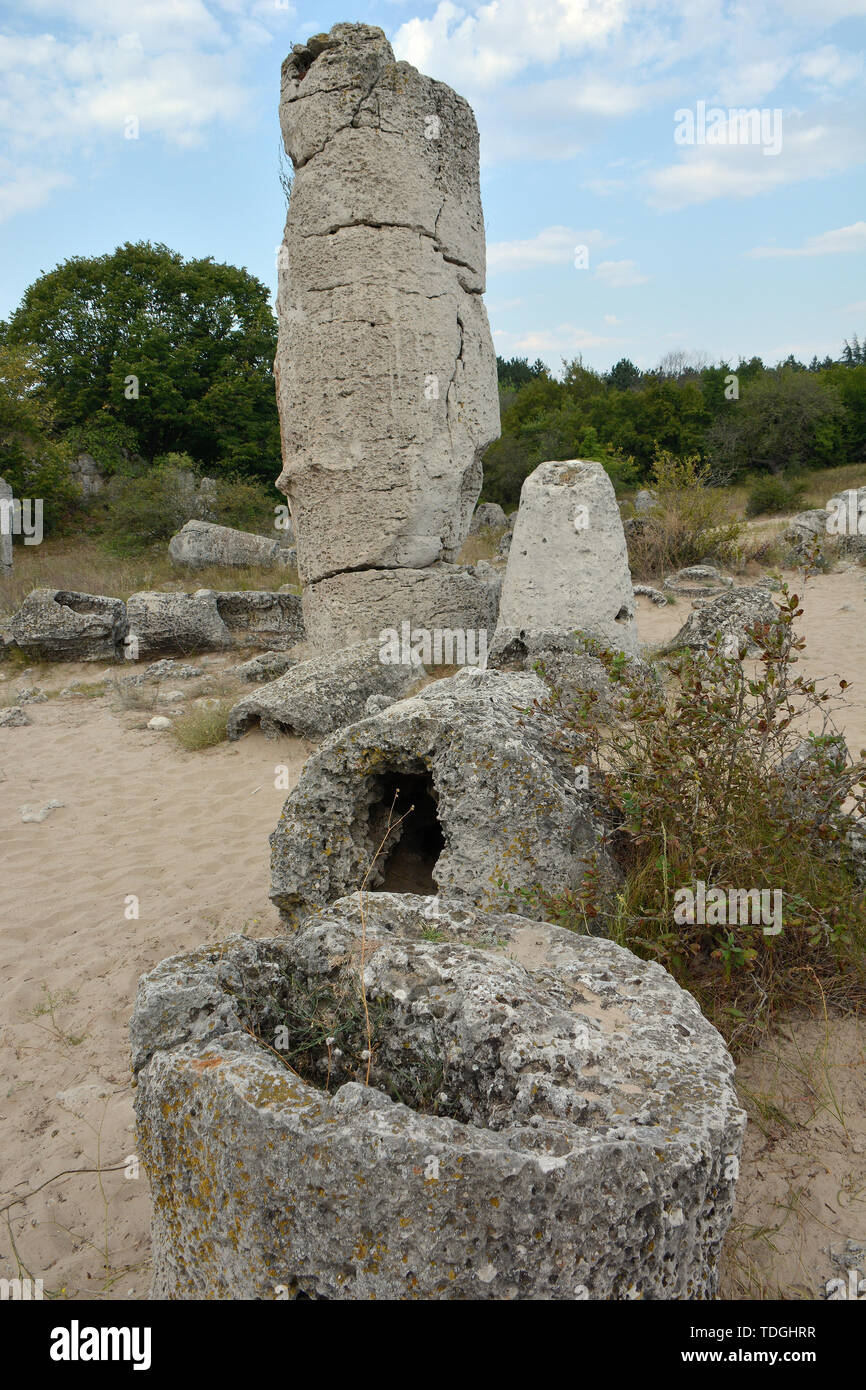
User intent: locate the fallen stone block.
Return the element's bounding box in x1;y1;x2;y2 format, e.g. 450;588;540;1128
227;638;423;742
214;590;304;650
125;591;231;658
131;894;745;1300
168;520;287;570
10;589;128;661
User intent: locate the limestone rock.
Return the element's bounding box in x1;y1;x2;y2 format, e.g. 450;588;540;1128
275;23;499;601
634;488;657;515
488;627;658;706
301;562;499;652
665;585;778;657
664;565;734;599
69;452;105;497
20;799;63;823
132;894;744;1300
125;591;231;658
496;461;638;656
469;501;507;533
168;521;286;571
0;706;30;727
11;589;128;661
785;509;830;560
269;667;615;925
633;583;667;605
214;590;304;650
234;651;297;683
0;477;12;574
227;638;423;741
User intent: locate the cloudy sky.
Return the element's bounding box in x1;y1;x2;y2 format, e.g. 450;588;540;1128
1;0;864;372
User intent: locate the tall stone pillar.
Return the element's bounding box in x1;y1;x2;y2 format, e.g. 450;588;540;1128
275;23;500;649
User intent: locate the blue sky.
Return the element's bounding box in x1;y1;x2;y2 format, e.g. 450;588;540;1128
1;0;864;374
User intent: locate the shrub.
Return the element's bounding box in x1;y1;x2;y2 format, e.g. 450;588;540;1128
170;700;231;751
626;448;742;578
745;475;808;517
521;589;866;1050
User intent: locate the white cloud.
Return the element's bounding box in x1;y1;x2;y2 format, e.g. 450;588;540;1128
488;225;615;272
0;161;73;223
603;313;620;324
510;322;621;354
747;221;866;258
594;258;650;287
797;44;863;90
646;110;866;209
393;0;628;92
0;0;294;220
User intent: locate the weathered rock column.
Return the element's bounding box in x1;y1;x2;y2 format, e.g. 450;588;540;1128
275;23;500;649
0;478;13;575
495;460;639;655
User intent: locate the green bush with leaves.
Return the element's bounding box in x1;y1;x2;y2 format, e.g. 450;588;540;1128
522;590;866;1050
745;474;809;517
0;343;81;535
625;448;742;578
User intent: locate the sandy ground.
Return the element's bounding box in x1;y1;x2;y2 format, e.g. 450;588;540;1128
0;564;864;1301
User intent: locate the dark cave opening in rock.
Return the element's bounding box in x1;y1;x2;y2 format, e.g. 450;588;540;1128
373;769;444;895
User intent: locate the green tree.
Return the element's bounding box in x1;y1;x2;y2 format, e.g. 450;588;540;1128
0;343;79;533
708;368;844;476
5;242;281;481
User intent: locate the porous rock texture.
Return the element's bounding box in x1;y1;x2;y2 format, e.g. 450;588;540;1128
227;638;423;741
131;893;745;1300
10;589;128;661
168;520;287;571
469;501;507;533
275;24;499;647
496;461;638;656
301;561;500;651
663;566;734;599
664;585;778;657
488;627;658;706
0;477;12;574
214;590;304;650
125;590;232;658
269;667;616;926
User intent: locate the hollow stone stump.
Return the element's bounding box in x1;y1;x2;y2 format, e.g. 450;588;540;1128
496;460;638;656
275;23;499;649
131;893;745;1300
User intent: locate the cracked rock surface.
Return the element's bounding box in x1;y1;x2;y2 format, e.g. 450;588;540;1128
269;667;616;926
131;893;745;1300
274;23;499;639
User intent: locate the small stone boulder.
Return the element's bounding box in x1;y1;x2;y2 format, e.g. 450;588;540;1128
469;501;507;533
663;566;734;599
0;706;31;727
227;638;423;741
664;585;778;657
11;589;128;661
168;520;286;571
233;651;297;684
131;893;744;1300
